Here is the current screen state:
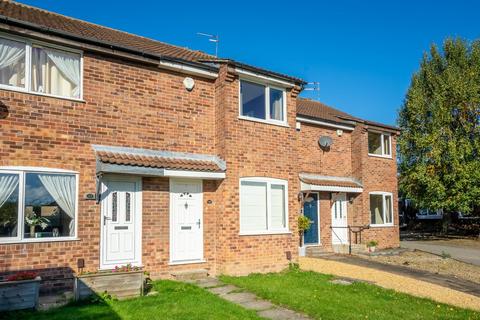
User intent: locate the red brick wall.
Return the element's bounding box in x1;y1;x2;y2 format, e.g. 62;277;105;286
0;36;398;293
213;65;300;275
353;127;399;249
297;122;399;250
0;52;219;290
298;123;353;176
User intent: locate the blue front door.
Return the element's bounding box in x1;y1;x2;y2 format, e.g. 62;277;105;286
303;193;319;245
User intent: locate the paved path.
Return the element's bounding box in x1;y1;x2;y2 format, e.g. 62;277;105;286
190;277;312;320
299;256;480;311
401;240;480;266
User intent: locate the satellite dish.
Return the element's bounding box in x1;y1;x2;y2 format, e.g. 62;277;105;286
183;77;195;91
318;136;333;149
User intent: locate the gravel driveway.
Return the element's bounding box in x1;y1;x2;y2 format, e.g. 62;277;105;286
299;257;480;311
401;239;480;266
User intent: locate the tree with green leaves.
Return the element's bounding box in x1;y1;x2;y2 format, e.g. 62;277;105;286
398;38;480;232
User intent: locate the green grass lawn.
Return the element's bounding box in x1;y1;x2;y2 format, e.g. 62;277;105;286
221;268;480;320
0;280;261;320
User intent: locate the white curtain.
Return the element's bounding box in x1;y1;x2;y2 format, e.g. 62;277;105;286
271;98;283;120
38;174;76;236
32;47;80;98
45;48;80;97
0;38;25;86
0;174;19;208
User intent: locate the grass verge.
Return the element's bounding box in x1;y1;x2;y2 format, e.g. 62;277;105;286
220;267;480;320
0;280;261;320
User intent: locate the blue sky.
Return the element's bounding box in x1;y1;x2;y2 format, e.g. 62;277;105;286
20;0;480;125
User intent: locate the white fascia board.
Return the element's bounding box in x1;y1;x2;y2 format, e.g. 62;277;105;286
296;117;355;131
163;169;225;180
235;68;295;88
159;61;218;79
0;166;79;174
301;181;362;193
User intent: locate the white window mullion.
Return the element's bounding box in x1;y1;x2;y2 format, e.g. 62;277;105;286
25;41;32;92
18;172;25;241
380;134;385;156
265;86;270;121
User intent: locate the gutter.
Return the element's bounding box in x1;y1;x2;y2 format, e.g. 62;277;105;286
296;116;355;131
0;15;219;78
200;58;306;86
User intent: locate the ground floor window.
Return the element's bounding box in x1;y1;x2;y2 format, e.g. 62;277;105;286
369;192;393;226
239;177;288;234
0;168;78;242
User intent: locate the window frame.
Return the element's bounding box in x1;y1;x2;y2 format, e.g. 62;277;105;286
369;191;394;227
239;177;290;235
0;32;84;101
0;167;79;244
239;79;288;127
367;131;392;158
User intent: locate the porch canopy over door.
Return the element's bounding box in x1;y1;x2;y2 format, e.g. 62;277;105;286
299;173;363;193
93;144;226;179
92;144;226;203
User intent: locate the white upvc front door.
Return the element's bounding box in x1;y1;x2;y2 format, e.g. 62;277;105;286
170;179;204;263
100;176;142;269
331;192;348;244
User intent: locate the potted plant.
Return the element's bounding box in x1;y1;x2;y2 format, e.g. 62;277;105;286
298;215;313;257
367;240;378;253
75;264;145;301
0;271;41;311
25;212;49;238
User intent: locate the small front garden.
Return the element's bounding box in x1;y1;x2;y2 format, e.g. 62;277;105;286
3;268;480;320
221;267;480;320
0;280;261;320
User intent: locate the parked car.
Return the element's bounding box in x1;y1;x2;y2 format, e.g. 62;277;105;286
416;209;443;220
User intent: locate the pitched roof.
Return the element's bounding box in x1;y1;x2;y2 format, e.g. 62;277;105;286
0;1;304;83
297;98;399;131
0;0;213;62
297;98;357;125
93;145;226;173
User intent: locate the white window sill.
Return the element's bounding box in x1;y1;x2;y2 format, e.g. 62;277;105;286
238;115;290;128
169;259;206;266
0;237;81;245
368;153;393;159
0;85;85;103
239;230;292;236
369;224;395;228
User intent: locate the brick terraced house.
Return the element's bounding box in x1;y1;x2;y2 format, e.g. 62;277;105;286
0;1;400;292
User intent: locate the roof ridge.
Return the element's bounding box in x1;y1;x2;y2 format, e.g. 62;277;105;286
8;0;213;59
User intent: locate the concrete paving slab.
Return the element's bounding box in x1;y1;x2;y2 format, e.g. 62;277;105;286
238;299;274;311
258;307;310;320
195;278;222;288
207;284;238;295
222;292;258;304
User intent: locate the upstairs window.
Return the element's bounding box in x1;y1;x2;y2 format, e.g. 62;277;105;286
0;35;82;99
0;37;26;89
240;80;286;124
368;131;391;157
